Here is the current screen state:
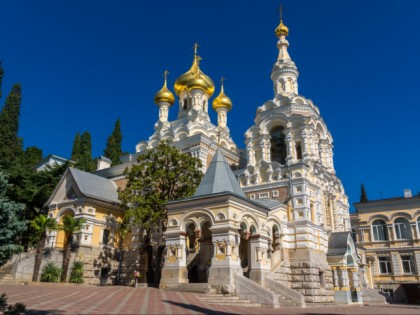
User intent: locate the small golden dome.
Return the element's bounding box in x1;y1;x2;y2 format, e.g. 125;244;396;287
275;20;289;37
154;72;175;105
212;81;232;111
174;45;215;97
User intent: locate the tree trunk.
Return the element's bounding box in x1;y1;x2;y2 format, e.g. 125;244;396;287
32;234;46;282
61;235;72;282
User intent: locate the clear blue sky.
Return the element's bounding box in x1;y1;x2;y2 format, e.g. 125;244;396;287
1;0;419;210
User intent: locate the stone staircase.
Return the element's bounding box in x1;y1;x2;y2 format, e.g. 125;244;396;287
0;264;18;284
164;283;210;293
200;293;261;307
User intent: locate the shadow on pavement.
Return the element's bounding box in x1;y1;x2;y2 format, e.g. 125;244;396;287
25;310;65;315
164;300;237;315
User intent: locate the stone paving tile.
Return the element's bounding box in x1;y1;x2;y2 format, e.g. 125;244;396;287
1;284;420;315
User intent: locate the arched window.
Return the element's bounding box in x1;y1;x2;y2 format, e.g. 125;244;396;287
417;217;420;237
183;98;188;110
394;218;412;240
372;219;388;241
270;126;287;164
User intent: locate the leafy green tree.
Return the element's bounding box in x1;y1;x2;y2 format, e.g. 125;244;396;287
104;118;123;166
6;160;68;249
30;214;58;281
0;172;26;267
119;142;202;284
0;84;23;168
360;183;369;203
119;141;202;239
71;132;82;162
59;216;86;282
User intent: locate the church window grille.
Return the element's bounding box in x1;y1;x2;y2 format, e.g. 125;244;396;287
394;218;412;240
401;255;415;274
378;256;392;274
295;141;302;160
372;220;388;241
270;126;287;165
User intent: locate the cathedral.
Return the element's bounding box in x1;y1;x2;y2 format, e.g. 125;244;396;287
41;13;387;306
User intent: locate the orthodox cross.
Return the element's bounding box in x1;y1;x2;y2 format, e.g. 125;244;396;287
193;42;202;64
279;4;284;21
163;70;169;83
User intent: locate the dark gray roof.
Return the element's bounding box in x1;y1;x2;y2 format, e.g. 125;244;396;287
254;199;282;209
194;149;246;198
69;167;119;204
327;231;351;256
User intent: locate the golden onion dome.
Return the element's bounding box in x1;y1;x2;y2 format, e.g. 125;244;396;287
154;71;175;106
212;81;232;111
275;19;289;37
174;45;215;97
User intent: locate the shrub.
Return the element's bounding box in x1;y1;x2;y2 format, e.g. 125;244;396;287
40;262;62;282
0;292;26;315
69;260;84;284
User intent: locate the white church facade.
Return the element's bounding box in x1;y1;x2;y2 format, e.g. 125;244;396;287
39;13;388;306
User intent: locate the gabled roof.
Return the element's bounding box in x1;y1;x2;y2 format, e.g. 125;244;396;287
69;168;119;204
45;167;119;206
194;149;246;198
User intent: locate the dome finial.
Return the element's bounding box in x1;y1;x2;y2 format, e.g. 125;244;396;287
163;69;169;86
275;4;289;37
193;42;201;66
154;70;175;105
212;77;232;111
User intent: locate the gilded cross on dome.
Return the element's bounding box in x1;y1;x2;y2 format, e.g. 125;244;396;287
163;70;169;83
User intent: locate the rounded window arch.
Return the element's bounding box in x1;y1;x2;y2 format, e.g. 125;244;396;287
250;225;257;235
372;219;388;241
417;217;420;237
270;126;287;165
394;217;412;240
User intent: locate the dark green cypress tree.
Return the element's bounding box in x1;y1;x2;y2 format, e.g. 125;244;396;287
360;183;369;203
71;132;82;162
0;61;4;98
0;84;23;167
77;131;95;172
104;118;122;165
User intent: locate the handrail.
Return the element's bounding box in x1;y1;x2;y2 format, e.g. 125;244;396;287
265;277;306;307
234;273;280;308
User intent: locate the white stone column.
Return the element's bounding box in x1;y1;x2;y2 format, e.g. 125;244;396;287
285;130;294;165
332;267;339;289
216;108;228;129
158;104;170;122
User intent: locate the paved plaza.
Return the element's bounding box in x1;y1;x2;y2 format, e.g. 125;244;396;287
1;284;420;315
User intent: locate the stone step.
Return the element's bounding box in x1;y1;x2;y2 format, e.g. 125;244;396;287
205;300;261;307
201;296;240;301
